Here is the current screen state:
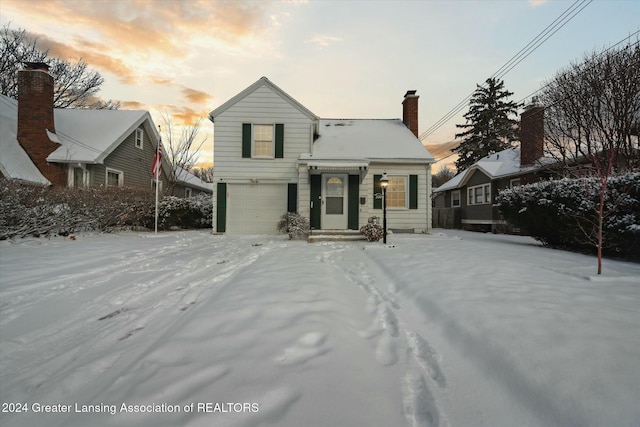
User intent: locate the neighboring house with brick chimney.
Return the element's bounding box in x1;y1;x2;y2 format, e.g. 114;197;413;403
0;62;211;197
432;101;553;233
209;77;434;235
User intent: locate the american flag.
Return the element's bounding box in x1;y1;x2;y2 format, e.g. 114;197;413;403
151;138;163;178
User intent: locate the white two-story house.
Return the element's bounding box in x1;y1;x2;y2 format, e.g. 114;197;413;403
208;77;434;235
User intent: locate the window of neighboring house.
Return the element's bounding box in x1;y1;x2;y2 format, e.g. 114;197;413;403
386;176;407;208
451;190;461;207
135;128;144;149
467;183;491;205
510;178;521;188
185;187;192;198
253;124;274;157
106;168;124;187
151;179;163;193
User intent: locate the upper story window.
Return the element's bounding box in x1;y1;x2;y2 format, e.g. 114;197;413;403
253;124;274;158
467;183;491;205
135;128;144;149
242;123;284;159
451;190;461;207
387;176;407;208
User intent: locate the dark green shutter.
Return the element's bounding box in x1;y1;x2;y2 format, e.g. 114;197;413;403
348;175;359;230
275;124;284;158
216;183;227;232
373;174;382;209
242;123;251;158
310;175;321;229
409;175;418;209
287;183;297;213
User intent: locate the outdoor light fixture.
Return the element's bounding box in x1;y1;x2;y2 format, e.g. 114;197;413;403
380;172;389;244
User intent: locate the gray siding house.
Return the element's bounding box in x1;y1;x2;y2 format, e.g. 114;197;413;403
433;103;550;232
209;77;435;235
0;63;211;196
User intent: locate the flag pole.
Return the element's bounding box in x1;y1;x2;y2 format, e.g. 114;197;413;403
154;126;161;234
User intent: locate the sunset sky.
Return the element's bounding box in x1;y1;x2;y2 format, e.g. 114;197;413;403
2;0;639;167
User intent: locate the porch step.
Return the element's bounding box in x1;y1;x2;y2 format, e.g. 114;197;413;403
308;229;366;243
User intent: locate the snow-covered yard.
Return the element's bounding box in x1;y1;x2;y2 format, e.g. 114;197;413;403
1;230;639;427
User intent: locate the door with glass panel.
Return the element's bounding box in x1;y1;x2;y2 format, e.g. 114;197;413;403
321;174;348;229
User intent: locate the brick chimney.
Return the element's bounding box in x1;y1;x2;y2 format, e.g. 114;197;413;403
519;98;544;167
17;62;65;185
402;90;419;138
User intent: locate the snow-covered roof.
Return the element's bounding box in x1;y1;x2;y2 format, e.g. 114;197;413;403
208;76;319;122
0;95;51;185
0;94;160;167
434;146;552;192
175;167;213;192
47;109;159;163
299;119;434;164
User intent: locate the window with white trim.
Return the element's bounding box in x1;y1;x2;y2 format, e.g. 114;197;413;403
451;190;461;207
510;178;521;188
185;187;192;198
135;128;144;149
152;179;163;193
386;176;407;208
106;168;124;187
253;124;274;158
467;183;491;205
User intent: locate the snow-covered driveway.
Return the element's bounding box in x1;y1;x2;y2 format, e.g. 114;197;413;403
1;230;639;427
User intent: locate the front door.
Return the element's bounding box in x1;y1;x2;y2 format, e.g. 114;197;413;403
321;174;348;229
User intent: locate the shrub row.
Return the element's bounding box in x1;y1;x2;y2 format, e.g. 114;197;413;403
0;180;212;239
496;172;640;260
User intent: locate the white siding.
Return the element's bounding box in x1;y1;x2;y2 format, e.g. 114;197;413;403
213;85;315;183
360;163;431;233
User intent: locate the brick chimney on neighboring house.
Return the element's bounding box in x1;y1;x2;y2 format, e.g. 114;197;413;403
403;90;419;138
17;62;65;186
519;98;544;167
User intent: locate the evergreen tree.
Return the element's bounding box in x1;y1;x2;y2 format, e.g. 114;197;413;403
453;78;520;172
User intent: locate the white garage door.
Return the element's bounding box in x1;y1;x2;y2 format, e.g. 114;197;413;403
227;184;288;234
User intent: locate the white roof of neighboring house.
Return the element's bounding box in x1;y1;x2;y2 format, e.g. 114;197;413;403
47;109;159;163
434;146;552;192
0;93;160;166
0;95;51;185
175;167;213;192
300;119;434;164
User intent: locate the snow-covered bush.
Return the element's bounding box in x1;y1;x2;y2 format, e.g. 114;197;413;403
277;212;309;240
157;193;212;230
359;223;384;242
496;172;640;260
0;179;212;239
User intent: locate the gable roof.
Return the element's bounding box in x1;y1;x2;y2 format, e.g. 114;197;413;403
300;119;434;164
208;76;318;122
47;109;159;163
434;146;554;192
0;93;160;166
0;95;51;185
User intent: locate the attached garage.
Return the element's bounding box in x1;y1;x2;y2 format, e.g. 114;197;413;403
225;184;288;234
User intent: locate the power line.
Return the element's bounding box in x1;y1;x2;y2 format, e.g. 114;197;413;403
419;0;592;142
516;30;640;105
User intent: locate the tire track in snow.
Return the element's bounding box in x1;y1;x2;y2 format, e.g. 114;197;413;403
0;233;276;405
324;245;447;427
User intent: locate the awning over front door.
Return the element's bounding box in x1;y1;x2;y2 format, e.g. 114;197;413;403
306;160;369;181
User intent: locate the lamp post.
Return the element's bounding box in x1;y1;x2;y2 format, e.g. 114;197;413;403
380;172;389;244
